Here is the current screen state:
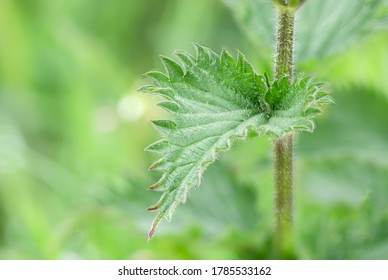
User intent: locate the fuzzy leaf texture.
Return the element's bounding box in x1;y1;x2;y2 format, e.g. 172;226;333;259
140;45;331;240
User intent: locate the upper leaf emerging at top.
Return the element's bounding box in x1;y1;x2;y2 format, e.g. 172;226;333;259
140;44;331;240
272;0;306;12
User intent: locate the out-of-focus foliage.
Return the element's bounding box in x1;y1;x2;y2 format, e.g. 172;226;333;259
223;0;388;62
297;87;388;259
0;0;387;259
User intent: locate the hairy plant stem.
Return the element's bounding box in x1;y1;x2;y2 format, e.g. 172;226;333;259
274;7;295;258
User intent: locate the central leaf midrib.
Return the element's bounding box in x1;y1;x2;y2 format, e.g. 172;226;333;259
166;112;265;200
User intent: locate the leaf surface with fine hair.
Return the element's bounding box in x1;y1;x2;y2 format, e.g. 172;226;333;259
141;45;331;239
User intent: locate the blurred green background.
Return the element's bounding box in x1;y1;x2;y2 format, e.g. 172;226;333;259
0;0;388;259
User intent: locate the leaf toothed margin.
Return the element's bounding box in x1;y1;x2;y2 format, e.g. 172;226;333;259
140;44;332;240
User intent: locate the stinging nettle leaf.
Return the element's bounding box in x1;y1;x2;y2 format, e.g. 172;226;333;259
142;45;331;240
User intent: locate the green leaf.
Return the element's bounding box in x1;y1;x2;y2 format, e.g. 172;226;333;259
223;0;388;62
141;45;330;239
297;158;388;259
295;86;388;259
298;86;388;165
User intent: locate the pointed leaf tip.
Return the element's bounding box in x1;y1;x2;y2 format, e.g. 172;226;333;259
138;85;175;99
148;158;169;172
147;182;160;191
194;43;211;64
160;56;184;81
220;49;235;67
145;140;169;153
144;71;169;83
148;228;156;242
175;50;195;67
305;107;322;116
236;50;254;73
157;101;180;113
148;185;167;191
137;85;154;93
148;161;159;171
147;205;159;211
152;120;177;133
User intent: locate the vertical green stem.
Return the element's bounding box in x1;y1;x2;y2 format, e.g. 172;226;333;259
274;134;294;257
274;6;295;258
275;10;295;79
